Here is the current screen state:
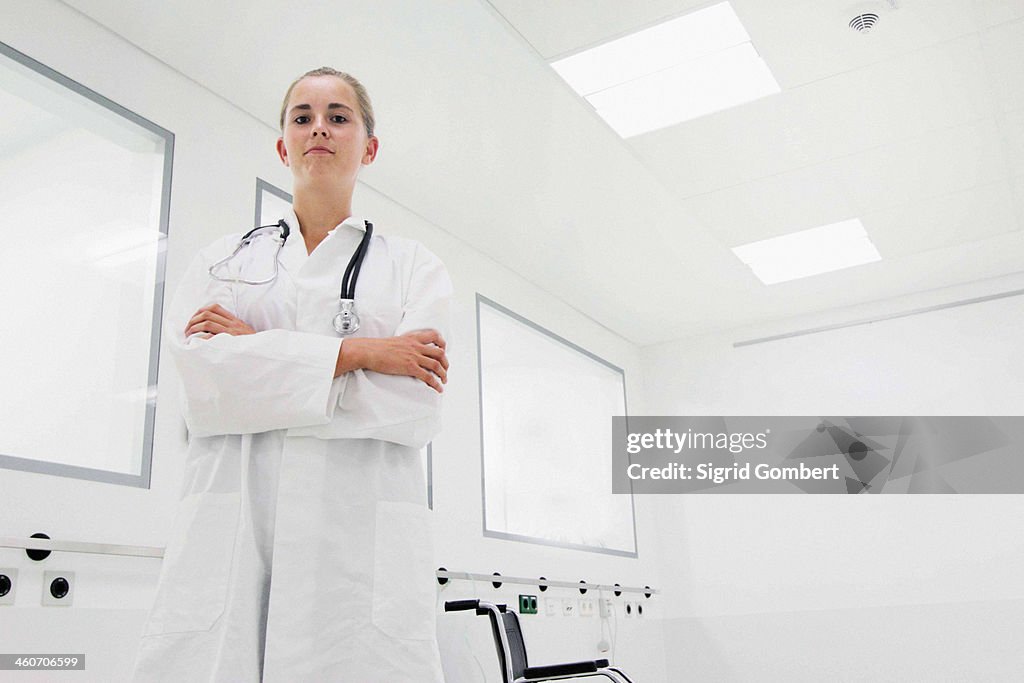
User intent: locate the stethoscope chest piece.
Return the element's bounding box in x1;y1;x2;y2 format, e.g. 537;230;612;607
333;298;360;336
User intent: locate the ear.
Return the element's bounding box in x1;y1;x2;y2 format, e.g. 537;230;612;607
276;137;289;167
362;136;379;165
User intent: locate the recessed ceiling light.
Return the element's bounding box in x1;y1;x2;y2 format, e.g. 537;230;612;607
551;2;780;137
731;219;882;285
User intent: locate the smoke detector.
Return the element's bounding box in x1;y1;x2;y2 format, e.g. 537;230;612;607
849;12;879;33
846;1;899;34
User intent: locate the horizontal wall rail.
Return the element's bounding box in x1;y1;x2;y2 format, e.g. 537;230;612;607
0;536;163;559
0;540;659;598
435;569;657;596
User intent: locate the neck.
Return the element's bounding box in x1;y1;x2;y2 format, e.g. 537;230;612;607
292;185;354;249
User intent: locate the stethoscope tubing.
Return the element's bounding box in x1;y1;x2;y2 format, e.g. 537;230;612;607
206;217;374;334
207;220;290;286
341;221;373;299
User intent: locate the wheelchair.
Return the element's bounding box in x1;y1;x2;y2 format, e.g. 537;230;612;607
445;599;635;682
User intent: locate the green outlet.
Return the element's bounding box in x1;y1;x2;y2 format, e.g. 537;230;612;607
518;594;538;614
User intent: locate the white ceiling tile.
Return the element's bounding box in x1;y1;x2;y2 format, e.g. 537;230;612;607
629;34;994;197
969;0;1024;29
626;92;804;198
980;17;1024;113
1013;173;1024;231
826;34;995;147
866;181;1019;258
681;164;859;246
872;228;1024;290
744;0;993;88
835;118;1007;213
485;0;710;59
1001;107;1024;177
679;117;1007;248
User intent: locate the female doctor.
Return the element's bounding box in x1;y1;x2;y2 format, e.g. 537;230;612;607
132;67;452;682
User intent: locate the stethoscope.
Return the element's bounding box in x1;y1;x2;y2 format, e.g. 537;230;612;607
208;218;373;336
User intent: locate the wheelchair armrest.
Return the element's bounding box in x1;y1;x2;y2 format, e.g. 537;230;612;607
524;660;599;678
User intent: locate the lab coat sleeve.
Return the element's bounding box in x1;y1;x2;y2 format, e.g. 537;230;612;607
167;240;343;437
290;240;453;449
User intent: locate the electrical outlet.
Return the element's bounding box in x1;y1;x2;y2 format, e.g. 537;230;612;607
624;600;634;618
579;598;594;617
561;599;575;617
545;598;558;617
0;569;17;606
637;602;644;617
42;571;74;607
599;598;614;618
518;594;538;615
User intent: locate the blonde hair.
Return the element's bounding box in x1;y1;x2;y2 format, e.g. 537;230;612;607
279;67;375;137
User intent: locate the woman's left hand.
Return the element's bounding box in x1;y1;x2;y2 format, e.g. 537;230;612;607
185;303;256;337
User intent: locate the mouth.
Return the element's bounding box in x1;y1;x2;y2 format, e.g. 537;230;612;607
305;146;334;155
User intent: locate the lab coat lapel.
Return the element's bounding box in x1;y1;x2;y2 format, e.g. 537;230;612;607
277;210;367;280
276;209;308;278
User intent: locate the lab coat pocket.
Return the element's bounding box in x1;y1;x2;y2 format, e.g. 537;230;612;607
371;501;435;641
144;492;240;635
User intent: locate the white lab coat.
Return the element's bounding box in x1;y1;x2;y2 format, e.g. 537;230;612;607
132;211;451;682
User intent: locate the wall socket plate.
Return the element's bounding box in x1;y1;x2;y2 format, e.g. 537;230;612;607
518;594;538;614
0;568;17;606
42;571;74;607
544;597;558;617
599;598;614;618
579;598;594;617
561;599;576;617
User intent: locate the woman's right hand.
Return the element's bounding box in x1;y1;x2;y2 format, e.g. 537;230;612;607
185;304;256;338
335;330;449;392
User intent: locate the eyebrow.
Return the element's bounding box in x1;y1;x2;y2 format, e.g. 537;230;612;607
288;103;355;116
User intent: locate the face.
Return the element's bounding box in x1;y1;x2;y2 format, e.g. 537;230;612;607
276;76;378;190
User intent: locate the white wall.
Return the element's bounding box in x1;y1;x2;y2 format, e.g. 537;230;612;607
641;277;1024;680
0;3;667;682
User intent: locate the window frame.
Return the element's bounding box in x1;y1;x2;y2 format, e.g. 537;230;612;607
476;293;638;557
0;40;174;488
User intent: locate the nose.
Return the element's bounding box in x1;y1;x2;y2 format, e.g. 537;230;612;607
312;116;329;137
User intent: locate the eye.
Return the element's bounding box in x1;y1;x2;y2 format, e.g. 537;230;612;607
293;115;310;124
331;114;348;124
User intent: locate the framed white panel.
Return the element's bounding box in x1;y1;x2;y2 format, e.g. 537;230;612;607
255;176;293;226
0;41;173;487
477;294;637;556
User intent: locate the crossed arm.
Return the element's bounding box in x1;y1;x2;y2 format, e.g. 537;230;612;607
185;303;449;393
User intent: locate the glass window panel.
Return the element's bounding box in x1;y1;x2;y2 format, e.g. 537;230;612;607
478;295;636;556
256;177;293;226
0;41;172;486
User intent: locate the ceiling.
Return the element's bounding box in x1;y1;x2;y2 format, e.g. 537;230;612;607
59;0;1024;346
